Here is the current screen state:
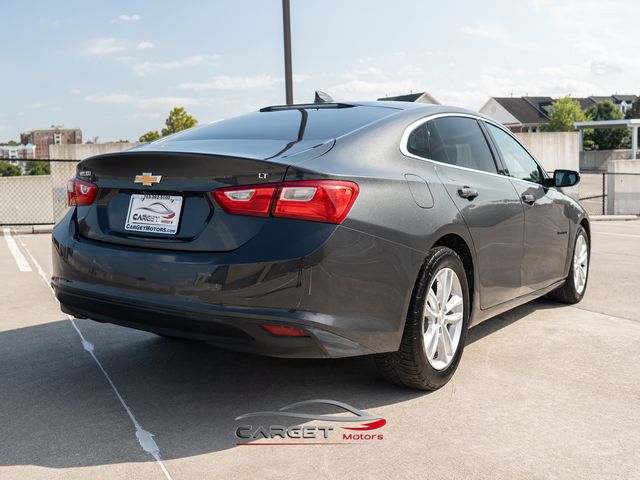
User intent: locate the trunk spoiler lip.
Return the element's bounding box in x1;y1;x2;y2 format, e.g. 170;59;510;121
79;138;335;167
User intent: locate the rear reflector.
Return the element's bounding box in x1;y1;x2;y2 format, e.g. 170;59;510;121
261;324;310;337
67;178;98;206
211;180;358;224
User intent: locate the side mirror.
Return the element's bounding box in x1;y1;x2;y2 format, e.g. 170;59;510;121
552;169;580;188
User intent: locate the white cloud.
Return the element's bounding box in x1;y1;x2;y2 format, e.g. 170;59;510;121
460;21;506;40
134;97;200;109
81;38;128;56
179;73;310;92
127;112;162;119
84;92;200;110
590;58;629;76
137;41;156;49
84;92;136;104
71;89;81;94
179;74;281;91
133;55;217;76
328;79;420;100
112;14;140;23
49;18;72;27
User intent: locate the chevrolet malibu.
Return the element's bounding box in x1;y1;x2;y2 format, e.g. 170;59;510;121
52;101;590;390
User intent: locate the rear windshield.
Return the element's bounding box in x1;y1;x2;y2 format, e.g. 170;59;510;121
166;106;398;142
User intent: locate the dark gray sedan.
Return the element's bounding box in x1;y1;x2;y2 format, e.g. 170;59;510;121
52;101;589;390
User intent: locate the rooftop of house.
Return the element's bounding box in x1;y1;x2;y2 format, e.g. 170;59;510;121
492;97;550;124
486;94;638;125
378;91;440;104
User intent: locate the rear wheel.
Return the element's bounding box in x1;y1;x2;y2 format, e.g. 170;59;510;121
548;226;589;304
375;246;470;390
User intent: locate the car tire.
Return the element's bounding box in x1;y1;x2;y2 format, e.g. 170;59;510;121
548;226;589;304
375;246;470;390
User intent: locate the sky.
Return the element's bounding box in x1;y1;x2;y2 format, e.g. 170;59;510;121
0;0;638;142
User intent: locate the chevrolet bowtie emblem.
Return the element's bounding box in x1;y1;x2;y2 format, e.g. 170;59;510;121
134;172;162;186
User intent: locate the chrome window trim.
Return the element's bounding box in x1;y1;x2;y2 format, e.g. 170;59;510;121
399;112;549;188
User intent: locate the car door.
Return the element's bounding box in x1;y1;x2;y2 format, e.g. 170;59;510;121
483;122;570;293
408;116;525;309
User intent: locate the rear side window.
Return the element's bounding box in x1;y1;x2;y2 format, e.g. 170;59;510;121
426;117;498;174
485;123;545;184
166;106;398;142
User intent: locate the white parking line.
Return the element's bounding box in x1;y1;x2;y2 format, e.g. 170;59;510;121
595;232;640;238
16;237;173;480
2;228;32;272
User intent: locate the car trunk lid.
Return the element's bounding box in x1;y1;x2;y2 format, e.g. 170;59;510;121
74;139;334;252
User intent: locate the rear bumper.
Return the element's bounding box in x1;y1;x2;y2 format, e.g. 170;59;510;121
51;210;422;357
54;279;372;358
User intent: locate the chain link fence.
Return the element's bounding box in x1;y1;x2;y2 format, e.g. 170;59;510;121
2;159;639;225
0;159;78;225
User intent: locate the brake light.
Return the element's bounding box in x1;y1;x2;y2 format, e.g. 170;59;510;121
211;185;278;217
211;180;358;224
273;181;358;223
67;178;98;206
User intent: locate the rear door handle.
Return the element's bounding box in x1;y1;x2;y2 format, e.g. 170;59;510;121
521;193;536;205
457;186;479;200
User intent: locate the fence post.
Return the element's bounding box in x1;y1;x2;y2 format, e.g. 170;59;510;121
602;172;605;215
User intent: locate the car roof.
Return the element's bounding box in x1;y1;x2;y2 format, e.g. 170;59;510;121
259;100;491;122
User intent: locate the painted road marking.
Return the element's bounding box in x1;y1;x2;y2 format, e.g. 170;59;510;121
17;237;173;480
595;232;640;238
2;228;32;272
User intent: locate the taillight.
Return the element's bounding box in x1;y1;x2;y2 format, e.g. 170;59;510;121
211;185;278;217
67;178;98;206
211;180;358;224
273;181;358;223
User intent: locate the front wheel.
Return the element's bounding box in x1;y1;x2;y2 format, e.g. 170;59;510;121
375;246;470;390
548;226;589;304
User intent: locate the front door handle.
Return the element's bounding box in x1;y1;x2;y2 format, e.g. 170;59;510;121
457;186;479;200
521;193;536;205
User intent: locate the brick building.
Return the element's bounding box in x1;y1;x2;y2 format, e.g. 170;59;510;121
20;125;82;159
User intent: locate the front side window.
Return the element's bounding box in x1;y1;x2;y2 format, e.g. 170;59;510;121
486;123;545;184
426;117;498;174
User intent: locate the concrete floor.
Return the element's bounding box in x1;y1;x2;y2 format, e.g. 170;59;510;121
1;221;639;479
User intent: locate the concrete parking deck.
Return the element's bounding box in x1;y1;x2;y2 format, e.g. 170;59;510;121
1;221;639;479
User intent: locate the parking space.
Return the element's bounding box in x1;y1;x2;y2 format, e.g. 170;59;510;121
1;221;639;479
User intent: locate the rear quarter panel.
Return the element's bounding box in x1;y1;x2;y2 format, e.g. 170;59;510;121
290;113;481;336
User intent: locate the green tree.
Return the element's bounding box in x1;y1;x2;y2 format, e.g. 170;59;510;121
139;130;161;143
0;140;19;146
541;97;589;132
161;107;198;136
625;97;640;119
25;161;51;175
585;100;629;150
0;161;22;176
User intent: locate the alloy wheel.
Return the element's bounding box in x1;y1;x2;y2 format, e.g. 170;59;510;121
423;268;464;370
573;234;588;295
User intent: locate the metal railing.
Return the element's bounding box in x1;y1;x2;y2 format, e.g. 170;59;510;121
578;170;640;216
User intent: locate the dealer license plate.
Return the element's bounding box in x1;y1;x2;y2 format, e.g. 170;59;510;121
124;194;183;235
